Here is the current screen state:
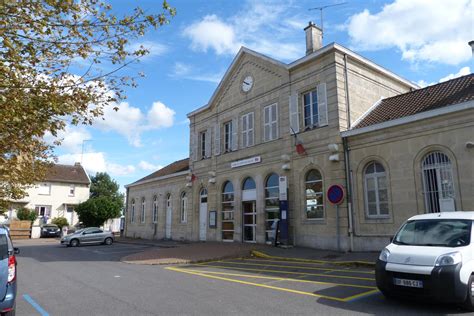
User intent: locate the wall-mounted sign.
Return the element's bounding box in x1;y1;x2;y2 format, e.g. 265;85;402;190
209;210;217;228
327;184;345;205
230;156;261;168
278;176;288;201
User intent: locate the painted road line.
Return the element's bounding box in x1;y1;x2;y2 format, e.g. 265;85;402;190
346;289;382;302
220;259;375;274
194;263;375;281
166;267;377;302
173;268;377;289
251;250;375;267
23;294;49;316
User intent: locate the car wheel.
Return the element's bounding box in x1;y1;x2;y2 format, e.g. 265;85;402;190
463;274;474;311
104;237;113;245
70;239;80;247
2;301;16;315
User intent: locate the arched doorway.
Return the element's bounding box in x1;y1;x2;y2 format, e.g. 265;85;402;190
199;188;208;241
422;151;455;213
165;194;172;239
242;177;256;243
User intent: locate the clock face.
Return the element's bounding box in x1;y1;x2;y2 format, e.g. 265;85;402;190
242;75;254;92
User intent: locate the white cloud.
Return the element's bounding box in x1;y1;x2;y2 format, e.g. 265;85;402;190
57;152;136;177
94;100;176;147
346;0;472;65
439;66;471;82
182;1;304;62
138;161;163;171
129;41;168;60
147;102;175;128
44;126;91;153
183;15;241;55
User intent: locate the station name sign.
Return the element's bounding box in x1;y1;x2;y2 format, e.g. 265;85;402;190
230;156;261;168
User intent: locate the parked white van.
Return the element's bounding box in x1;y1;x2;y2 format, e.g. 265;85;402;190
376;211;474;310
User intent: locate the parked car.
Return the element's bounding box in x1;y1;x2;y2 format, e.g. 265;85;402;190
60;227;114;247
376;211;474;311
40;224;60;238
0;224;19;315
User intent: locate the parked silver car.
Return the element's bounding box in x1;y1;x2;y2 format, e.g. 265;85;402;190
60;227;114;247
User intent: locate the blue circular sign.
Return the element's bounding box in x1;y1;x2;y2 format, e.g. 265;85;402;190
327;185;344;205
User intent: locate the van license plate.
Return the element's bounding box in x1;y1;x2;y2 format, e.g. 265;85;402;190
394;278;423;288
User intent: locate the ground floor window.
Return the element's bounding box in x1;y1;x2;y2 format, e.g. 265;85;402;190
305;170;324;219
35;205;51;217
222;181;234;241
265;173;279;244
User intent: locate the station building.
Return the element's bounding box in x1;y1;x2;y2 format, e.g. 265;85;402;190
125;23;474;251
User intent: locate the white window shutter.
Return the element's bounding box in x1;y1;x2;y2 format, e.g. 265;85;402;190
249;112;254;146
289;94;299;134
205;127;212;158
317;83;328;126
231;118;238;151
273;103;279;140
190;129;197;161
241;115;246;148
263;106;270;142
214;123;220;156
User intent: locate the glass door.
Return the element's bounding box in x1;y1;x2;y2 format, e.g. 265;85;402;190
243;201;256;242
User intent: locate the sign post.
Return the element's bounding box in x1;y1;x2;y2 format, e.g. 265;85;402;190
327;185;345;252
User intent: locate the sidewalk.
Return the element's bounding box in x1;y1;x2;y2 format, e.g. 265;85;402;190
118;237;378;266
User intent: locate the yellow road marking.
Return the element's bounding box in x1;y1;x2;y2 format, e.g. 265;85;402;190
193;263;375;281
218;259;375;274
173;268;377;289
166;267;378;302
252;250;375;266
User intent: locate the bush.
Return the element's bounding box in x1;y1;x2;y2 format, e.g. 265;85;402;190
16;207;37;222
51;217;69;229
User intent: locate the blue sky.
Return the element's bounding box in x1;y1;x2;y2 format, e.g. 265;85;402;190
51;0;473;192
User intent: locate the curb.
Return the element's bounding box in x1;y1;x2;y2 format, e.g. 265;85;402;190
251;250;376;268
121;252;253;266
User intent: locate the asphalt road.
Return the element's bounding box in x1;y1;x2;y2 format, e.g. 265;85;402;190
13;239;472;315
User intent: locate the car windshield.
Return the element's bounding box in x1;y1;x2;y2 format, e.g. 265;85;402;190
394;219;472;247
74;229;85;234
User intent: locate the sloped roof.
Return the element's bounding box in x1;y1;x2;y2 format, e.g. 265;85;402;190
130;158;189;185
354;73;473;129
44;164;90;185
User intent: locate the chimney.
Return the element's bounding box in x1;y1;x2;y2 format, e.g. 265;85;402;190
304;21;323;55
74;162;81;166
469;40;474;57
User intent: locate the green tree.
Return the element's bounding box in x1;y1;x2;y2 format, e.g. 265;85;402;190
51;217;69;229
0;0;176;209
76;172;123;227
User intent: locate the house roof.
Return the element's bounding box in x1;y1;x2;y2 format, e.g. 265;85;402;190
353;73;474;129
44;164;90;185
129;158;189;186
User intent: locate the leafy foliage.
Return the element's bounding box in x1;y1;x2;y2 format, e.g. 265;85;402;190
16;207;38;222
76;172;123;227
51;217;69;229
0;0;176;208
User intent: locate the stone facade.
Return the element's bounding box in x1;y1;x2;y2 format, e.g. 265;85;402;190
125;42;429;251
344;105;474;251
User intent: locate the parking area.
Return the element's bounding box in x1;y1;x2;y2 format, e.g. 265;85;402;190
166;256;379;303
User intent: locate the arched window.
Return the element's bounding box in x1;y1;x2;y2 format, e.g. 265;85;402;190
242;177;256;190
305;170;324;219
152;196;158;223
222;181;234;241
141;197;146;223
364;162;388;217
166;194;171;208
265;173;279;243
130;199;135;223
422;151;455;213
180;192;187;223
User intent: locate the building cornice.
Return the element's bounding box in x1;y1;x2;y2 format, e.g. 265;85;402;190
125;170;189;188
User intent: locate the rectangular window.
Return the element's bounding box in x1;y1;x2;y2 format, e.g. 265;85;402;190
35;205;51;217
131;202;135;223
263;103;278;142
68;185;75;197
38;183;51;195
200;131;207;159
303;90;318;128
153;198;158;223
241;112;254;148
224;121;233;152
180;195;187;223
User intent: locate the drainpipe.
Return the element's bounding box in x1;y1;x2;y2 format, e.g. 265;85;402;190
343;53;354;252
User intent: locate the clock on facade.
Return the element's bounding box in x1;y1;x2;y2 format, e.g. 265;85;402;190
242;75;254;92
